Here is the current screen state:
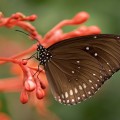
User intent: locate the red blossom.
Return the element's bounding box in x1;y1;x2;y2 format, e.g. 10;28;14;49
0;12;101;119
0;113;11;120
0;12;41;41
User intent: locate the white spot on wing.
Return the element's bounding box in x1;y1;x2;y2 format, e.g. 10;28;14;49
83;83;87;88
70;90;73;95
78;97;80;100
93;73;96;76
65;92;68;98
89;80;92;83
58;99;61;102
88;91;91;94
72;99;75;102
94;53;98;56
72;71;75;74
79;85;83;90
94;36;97;38
117;36;120;39
67;100;69;103
86;47;89;50
82;94;85;97
61;94;64;99
91;86;94;89
74;88;78;93
95;84;98;87
77;61;80;63
100;76;102;78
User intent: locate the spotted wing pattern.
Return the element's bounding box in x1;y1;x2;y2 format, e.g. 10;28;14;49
44;34;120;105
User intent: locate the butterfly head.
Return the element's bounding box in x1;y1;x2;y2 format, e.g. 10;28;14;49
36;45;52;65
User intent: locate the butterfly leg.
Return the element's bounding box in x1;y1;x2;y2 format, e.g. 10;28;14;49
33;62;43;78
22;52;38;63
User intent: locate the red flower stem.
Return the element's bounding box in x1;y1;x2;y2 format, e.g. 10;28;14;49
0;57;17;63
0;43;38;65
0;12;42;42
0;77;22;92
0;57;27;74
61;26;101;39
15;21;42;41
43;12;89;41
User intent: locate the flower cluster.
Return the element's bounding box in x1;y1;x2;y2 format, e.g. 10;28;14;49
0;11;101;118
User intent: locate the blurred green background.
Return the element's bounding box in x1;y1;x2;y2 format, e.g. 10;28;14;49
0;0;120;120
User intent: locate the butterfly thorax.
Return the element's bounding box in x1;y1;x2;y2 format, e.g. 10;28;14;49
36;45;52;65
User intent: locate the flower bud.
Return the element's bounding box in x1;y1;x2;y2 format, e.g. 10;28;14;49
24;80;36;91
36;88;45;99
20;90;28;104
73;12;89;24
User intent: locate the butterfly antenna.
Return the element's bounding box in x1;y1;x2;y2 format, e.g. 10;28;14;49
15;30;40;43
15;30;42;77
15;30;30;36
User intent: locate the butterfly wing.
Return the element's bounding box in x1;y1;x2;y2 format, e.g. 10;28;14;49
44;34;120;105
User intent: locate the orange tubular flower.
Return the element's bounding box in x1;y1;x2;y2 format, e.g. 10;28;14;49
0;113;11;120
0;12;101;118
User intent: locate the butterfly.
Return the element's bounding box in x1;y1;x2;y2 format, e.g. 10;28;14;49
34;34;120;105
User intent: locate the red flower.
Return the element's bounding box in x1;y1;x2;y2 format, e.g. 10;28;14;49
0;113;11;120
0;12;101;119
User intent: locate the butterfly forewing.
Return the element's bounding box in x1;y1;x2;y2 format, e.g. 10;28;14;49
44;34;120;105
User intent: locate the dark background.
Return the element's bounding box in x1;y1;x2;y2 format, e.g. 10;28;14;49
0;0;120;120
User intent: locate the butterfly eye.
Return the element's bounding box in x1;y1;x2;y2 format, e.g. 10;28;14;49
40;45;43;49
37;48;40;51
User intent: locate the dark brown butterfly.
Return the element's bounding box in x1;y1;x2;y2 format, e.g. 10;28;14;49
34;34;120;105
